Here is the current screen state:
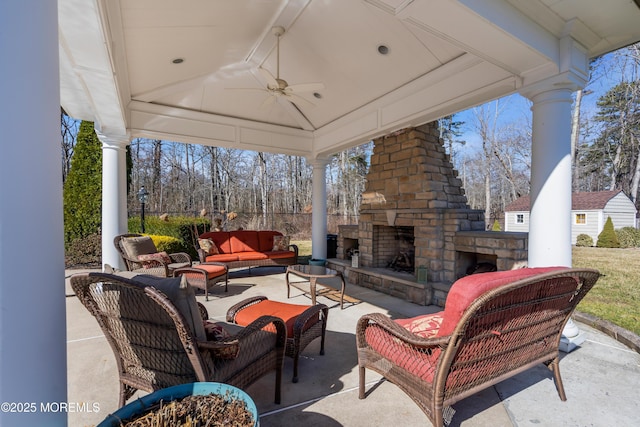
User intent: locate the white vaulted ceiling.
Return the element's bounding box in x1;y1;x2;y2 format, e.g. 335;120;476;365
58;0;640;158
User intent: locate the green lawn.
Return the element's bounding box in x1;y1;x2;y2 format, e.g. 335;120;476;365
573;246;640;336
293;240;639;336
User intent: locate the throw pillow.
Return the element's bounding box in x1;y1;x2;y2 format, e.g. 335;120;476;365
198;238;219;255
121;236;157;259
272;235;290;251
204;321;239;359
395;312;444;339
137;251;172;268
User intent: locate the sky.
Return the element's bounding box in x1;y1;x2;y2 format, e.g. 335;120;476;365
453;48;632;156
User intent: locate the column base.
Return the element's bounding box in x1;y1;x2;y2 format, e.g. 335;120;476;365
559;318;586;353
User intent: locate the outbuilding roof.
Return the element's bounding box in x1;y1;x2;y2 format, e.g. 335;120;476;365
504;190;626;212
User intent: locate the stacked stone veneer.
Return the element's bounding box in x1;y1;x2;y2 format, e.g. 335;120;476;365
331;121;528;306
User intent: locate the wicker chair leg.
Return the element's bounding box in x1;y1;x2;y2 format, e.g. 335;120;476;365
275;365;282;404
548;357;567;401
292;352;300;383
358;366;366;399
119;383;136;408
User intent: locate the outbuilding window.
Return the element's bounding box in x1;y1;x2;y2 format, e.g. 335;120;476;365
575;213;586;224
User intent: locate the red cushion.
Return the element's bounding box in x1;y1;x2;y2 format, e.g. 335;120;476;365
230;231;261;253
205;254;239;263
395;312;444;339
196;264;226;279
437;267;567;337
364;325;438;383
234;300;315;337
200;232;232;254
258;231;283;252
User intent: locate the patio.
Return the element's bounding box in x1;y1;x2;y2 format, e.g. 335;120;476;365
66;267;640;426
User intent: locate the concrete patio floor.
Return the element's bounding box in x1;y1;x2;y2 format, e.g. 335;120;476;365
66;267;640;427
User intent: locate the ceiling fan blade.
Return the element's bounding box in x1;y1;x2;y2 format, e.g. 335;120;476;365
284;92;316;108
258;67;279;89
225;87;268;93
261;94;277;109
285;82;325;93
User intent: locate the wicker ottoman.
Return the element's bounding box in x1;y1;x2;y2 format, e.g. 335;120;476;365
227;296;328;383
173;263;228;300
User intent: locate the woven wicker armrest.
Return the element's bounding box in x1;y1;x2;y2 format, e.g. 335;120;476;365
288;244;299;257
168;252;192;265
197;302;208;320
293;304;327;338
196;247;208;263
357;313;450;349
197;337;241;359
226;296;269;321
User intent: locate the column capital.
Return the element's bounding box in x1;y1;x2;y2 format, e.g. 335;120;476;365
519;71;586;102
308;156;331;169
520;32;589;101
95;129;131;148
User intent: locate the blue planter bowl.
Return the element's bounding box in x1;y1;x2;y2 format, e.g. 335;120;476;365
308;258;326;266
98;382;258;426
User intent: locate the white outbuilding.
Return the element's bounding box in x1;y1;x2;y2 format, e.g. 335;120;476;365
505;190;637;244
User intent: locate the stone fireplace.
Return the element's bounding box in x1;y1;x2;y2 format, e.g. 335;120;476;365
330;122;528;306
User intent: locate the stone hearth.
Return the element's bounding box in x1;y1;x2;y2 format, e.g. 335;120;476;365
330;122;528;306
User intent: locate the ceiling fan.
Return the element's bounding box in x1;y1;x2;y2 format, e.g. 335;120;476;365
232;26;325;108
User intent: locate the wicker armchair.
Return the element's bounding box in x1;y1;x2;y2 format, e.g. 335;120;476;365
114;233;192;277
356;267;601;427
71;272;286;407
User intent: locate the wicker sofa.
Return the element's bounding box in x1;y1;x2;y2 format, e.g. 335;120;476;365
197;230;298;269
356;267;601;427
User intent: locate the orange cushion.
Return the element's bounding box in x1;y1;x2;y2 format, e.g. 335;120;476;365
196;264;226;279
236;251;268;261
204;254;239;263
234;300;315;337
230;231;261;253
264;250;296;260
199;232;232;254
438;267;567;337
258;231;283;252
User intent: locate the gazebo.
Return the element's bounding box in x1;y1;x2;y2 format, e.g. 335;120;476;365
2;0;640;424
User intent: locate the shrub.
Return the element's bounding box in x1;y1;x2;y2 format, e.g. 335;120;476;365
65;232;102;267
148;234;184;255
596;216;620;248
128;216;210;259
491;220;501;231
575;234;594;247
63;121;102;247
615;226;640;248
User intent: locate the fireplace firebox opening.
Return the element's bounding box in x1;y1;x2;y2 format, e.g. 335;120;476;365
373;225;415;273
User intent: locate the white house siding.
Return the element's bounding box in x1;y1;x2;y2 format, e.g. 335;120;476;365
571;210;601;244
602;193;637;232
505;212;529;232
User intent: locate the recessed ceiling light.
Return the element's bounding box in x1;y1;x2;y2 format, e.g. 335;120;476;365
313;92;322;99
172;58;184;64
377;45;389;55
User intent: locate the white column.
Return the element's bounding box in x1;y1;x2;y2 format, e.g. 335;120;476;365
0;1;67;425
97;133;130;271
525;87;575;267
311;158;330;261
